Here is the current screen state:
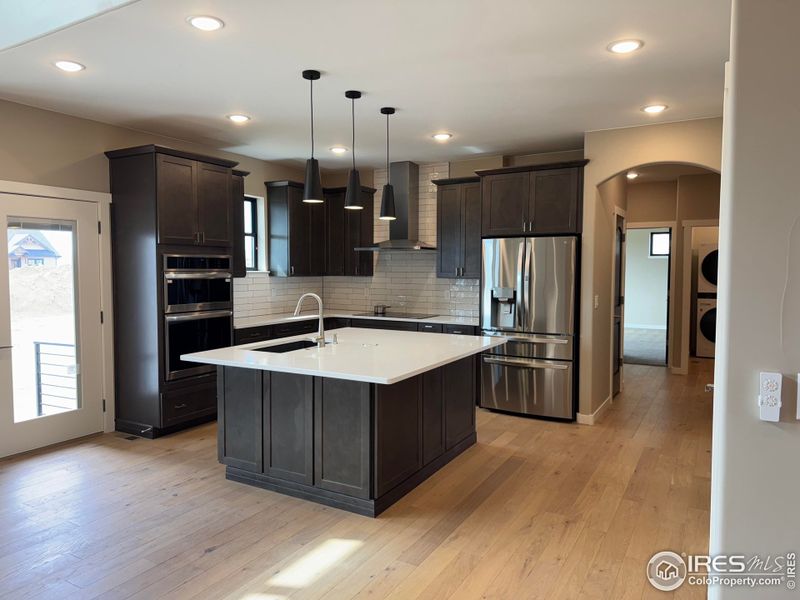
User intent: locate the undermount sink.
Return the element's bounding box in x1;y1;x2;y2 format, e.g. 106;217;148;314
254;340;317;353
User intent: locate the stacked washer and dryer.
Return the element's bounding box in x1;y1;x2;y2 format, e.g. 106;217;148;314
696;244;718;358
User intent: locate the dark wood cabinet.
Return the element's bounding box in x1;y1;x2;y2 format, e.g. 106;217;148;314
444;356;476;449
324;186;374;277
156;154;197;245
529;168;581;234
478;160;587;237
350;319;418;332
150;151;233;247
434;177;481;278
375;376;423;497
324;189;347;276
197;162;233;246
231;170;249;277
315;378;372;499
480;171;530;237
264;372;314;484
267;180;327;277
218;367;263;473
105;145;239;438
421;369;445;465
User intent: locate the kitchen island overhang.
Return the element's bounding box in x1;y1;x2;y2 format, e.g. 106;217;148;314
182;327;506;516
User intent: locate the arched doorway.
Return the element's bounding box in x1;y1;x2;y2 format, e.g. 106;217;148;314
601;162;720;396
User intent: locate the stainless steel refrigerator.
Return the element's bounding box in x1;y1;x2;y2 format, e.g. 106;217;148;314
480;236;577;419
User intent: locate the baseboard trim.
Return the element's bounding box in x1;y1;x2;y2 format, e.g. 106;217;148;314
577;394;612;425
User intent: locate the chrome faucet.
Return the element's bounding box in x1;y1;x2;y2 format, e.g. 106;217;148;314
294;293;326;348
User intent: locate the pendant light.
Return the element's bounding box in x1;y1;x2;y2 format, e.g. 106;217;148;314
302;69;324;203
379;107;397;221
343;90;363;210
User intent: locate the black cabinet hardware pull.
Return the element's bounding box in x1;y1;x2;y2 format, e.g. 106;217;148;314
174;403;187;409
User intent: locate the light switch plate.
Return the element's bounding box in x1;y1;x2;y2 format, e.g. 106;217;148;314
758;371;782;422
797;373;800;420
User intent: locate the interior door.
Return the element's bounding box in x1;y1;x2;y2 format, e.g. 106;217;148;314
613;214;625;396
0;194;103;457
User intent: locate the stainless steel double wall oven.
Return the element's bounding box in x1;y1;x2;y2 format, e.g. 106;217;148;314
162;254;233;381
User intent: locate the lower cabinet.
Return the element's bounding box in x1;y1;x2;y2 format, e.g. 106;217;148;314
218;357;476;513
444;357;476;449
217;367;262;473
264;372;313;484
314;378;372;499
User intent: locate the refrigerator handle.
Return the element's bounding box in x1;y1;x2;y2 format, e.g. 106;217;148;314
521;238;532;331
515;241;526;329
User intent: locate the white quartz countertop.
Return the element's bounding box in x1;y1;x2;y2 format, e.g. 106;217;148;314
234;311;479;329
182;327;505;385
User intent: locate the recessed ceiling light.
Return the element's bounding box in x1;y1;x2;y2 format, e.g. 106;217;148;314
607;39;644;54
227;114;250;123
626;171;639;180
187;15;224;31
330;146;348;154
642;104;668;114
432;133;452;141
54;60;85;72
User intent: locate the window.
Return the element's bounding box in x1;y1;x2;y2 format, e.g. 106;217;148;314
27;258;45;266
649;231;671;257
244;196;258;270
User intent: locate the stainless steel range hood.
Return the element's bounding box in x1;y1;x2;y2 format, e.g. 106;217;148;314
355;161;436;251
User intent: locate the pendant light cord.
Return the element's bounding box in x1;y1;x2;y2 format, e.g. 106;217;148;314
310;79;315;159
351;98;356;170
385;113;390;174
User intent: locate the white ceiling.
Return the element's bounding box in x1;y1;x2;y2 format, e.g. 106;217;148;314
0;0;731;169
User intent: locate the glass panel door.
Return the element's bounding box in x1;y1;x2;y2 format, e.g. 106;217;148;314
0;194;103;458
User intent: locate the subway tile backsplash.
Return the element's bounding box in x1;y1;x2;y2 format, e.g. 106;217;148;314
233;161;480;326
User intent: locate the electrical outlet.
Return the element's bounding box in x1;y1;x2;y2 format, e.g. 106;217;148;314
758;371;782;422
594;295;600;310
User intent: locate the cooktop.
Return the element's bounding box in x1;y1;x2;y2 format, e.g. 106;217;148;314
353;312;437;320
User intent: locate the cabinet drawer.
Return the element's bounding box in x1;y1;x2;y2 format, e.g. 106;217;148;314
324;317;351;330
444;324;478;336
273;319;318;338
161;381;216;426
417;322;444;333
351;319;418;332
234;325;272;345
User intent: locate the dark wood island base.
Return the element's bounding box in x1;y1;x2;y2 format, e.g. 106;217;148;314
216;356;477;517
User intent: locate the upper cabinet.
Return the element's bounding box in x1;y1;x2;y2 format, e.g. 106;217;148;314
231;170;249;278
266;180;328;277
106;145;237;248
434;177;481;278
478;160;587;237
323;186;375;277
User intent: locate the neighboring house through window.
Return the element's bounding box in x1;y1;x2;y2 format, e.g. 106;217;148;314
7;229;61;270
244;196;258;270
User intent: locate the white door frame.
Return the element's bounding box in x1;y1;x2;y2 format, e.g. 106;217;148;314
680;219;720;373
0;180;114;435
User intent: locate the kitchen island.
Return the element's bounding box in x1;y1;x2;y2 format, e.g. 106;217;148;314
182;327;505;516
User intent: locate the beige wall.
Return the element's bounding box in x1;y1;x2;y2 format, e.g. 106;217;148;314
626;181;678;223
0;98;306;197
581;118;722;418
506;149;585;167
710;2;800;593
448;155;504;178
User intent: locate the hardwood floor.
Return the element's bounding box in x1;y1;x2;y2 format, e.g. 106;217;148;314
0;360;713;599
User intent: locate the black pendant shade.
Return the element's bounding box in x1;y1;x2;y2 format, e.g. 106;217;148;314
380;183;396;221
379;107;397;221
302;69;324;203
345;168;362;210
344;90;363;210
304;157;324;204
